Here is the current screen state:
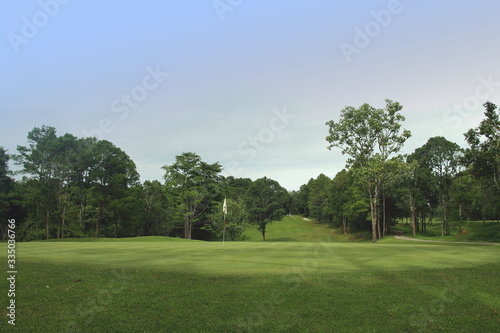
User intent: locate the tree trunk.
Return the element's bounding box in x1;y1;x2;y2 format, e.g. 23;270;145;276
342;215;347;236
441;193;449;235
96;200;103;238
410;193;416;237
371;201;377;243
382;191;386;238
46;208;50;240
376;200;381;240
61;187;68;239
82;191;88;227
369;184;378;243
184;216;191;239
416;210;420;232
57;183;63;240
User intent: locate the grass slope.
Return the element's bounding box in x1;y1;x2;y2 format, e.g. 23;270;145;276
394;221;500;243
242;215;371;242
2;217;499;332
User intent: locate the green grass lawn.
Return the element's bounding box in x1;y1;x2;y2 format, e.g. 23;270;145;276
242;215;372;242
393;221;500;243
2;217;500;332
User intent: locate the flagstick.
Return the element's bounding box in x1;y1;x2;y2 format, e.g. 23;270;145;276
222;197;227;247
223;214;226;247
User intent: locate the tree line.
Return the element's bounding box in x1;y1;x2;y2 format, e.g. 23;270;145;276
0;128;289;242
1;100;498;243
291;100;500;242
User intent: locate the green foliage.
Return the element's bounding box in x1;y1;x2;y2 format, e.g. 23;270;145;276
326;99;411;168
141;180;172;236
306;173;332;223
0;147;15;238
13;127;140;240
244;177;287;241
207;198;249;241
326;99;411;243
464;101;500;182
412;136;462;234
89;140;140;238
464;101;500;222
162;152;223;239
7;102;500;244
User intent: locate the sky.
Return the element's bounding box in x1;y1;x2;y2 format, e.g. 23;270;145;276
1;0;500;191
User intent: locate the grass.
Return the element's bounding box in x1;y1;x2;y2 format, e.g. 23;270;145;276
242;215;372;242
393;221;500;243
2;216;500;332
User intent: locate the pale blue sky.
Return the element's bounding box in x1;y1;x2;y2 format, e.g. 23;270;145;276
2;0;499;190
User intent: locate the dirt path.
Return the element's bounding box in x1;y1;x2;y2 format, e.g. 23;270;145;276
393;233;500;246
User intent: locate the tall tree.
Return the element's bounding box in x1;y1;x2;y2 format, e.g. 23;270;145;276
326;99;411;243
0;147;14;239
414;137;462;234
297;182;311;216
89;140;139;238
331;169;370;235
71;137;97;233
244;177;287;241
307;174;332;223
162;152;222;239
15;125;60;239
141;180;170;236
464;101;500;222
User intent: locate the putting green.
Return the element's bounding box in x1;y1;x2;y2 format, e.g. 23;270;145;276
17;236;500;275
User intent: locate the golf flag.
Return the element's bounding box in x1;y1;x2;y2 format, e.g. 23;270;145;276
223;197;227;246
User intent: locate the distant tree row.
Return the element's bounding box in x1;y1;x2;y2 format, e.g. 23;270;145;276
2;101;498;243
0;129;289;241
293;101;500;242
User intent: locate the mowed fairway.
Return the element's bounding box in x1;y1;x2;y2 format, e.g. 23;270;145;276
2;217;500;332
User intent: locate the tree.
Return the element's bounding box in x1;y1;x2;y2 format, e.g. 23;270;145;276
244;177;287;241
414;137;462;234
70;137;97;234
0;147;14;239
163;152;222;239
331;169;370;234
89;140;139;238
307;174;332;223
297;182;311;216
464;101;500;222
378;156;408;238
208;198;249;241
326;99;411;243
141;180;171;236
15;125;60;240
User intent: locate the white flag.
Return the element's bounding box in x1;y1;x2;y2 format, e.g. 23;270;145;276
223;197;227;215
